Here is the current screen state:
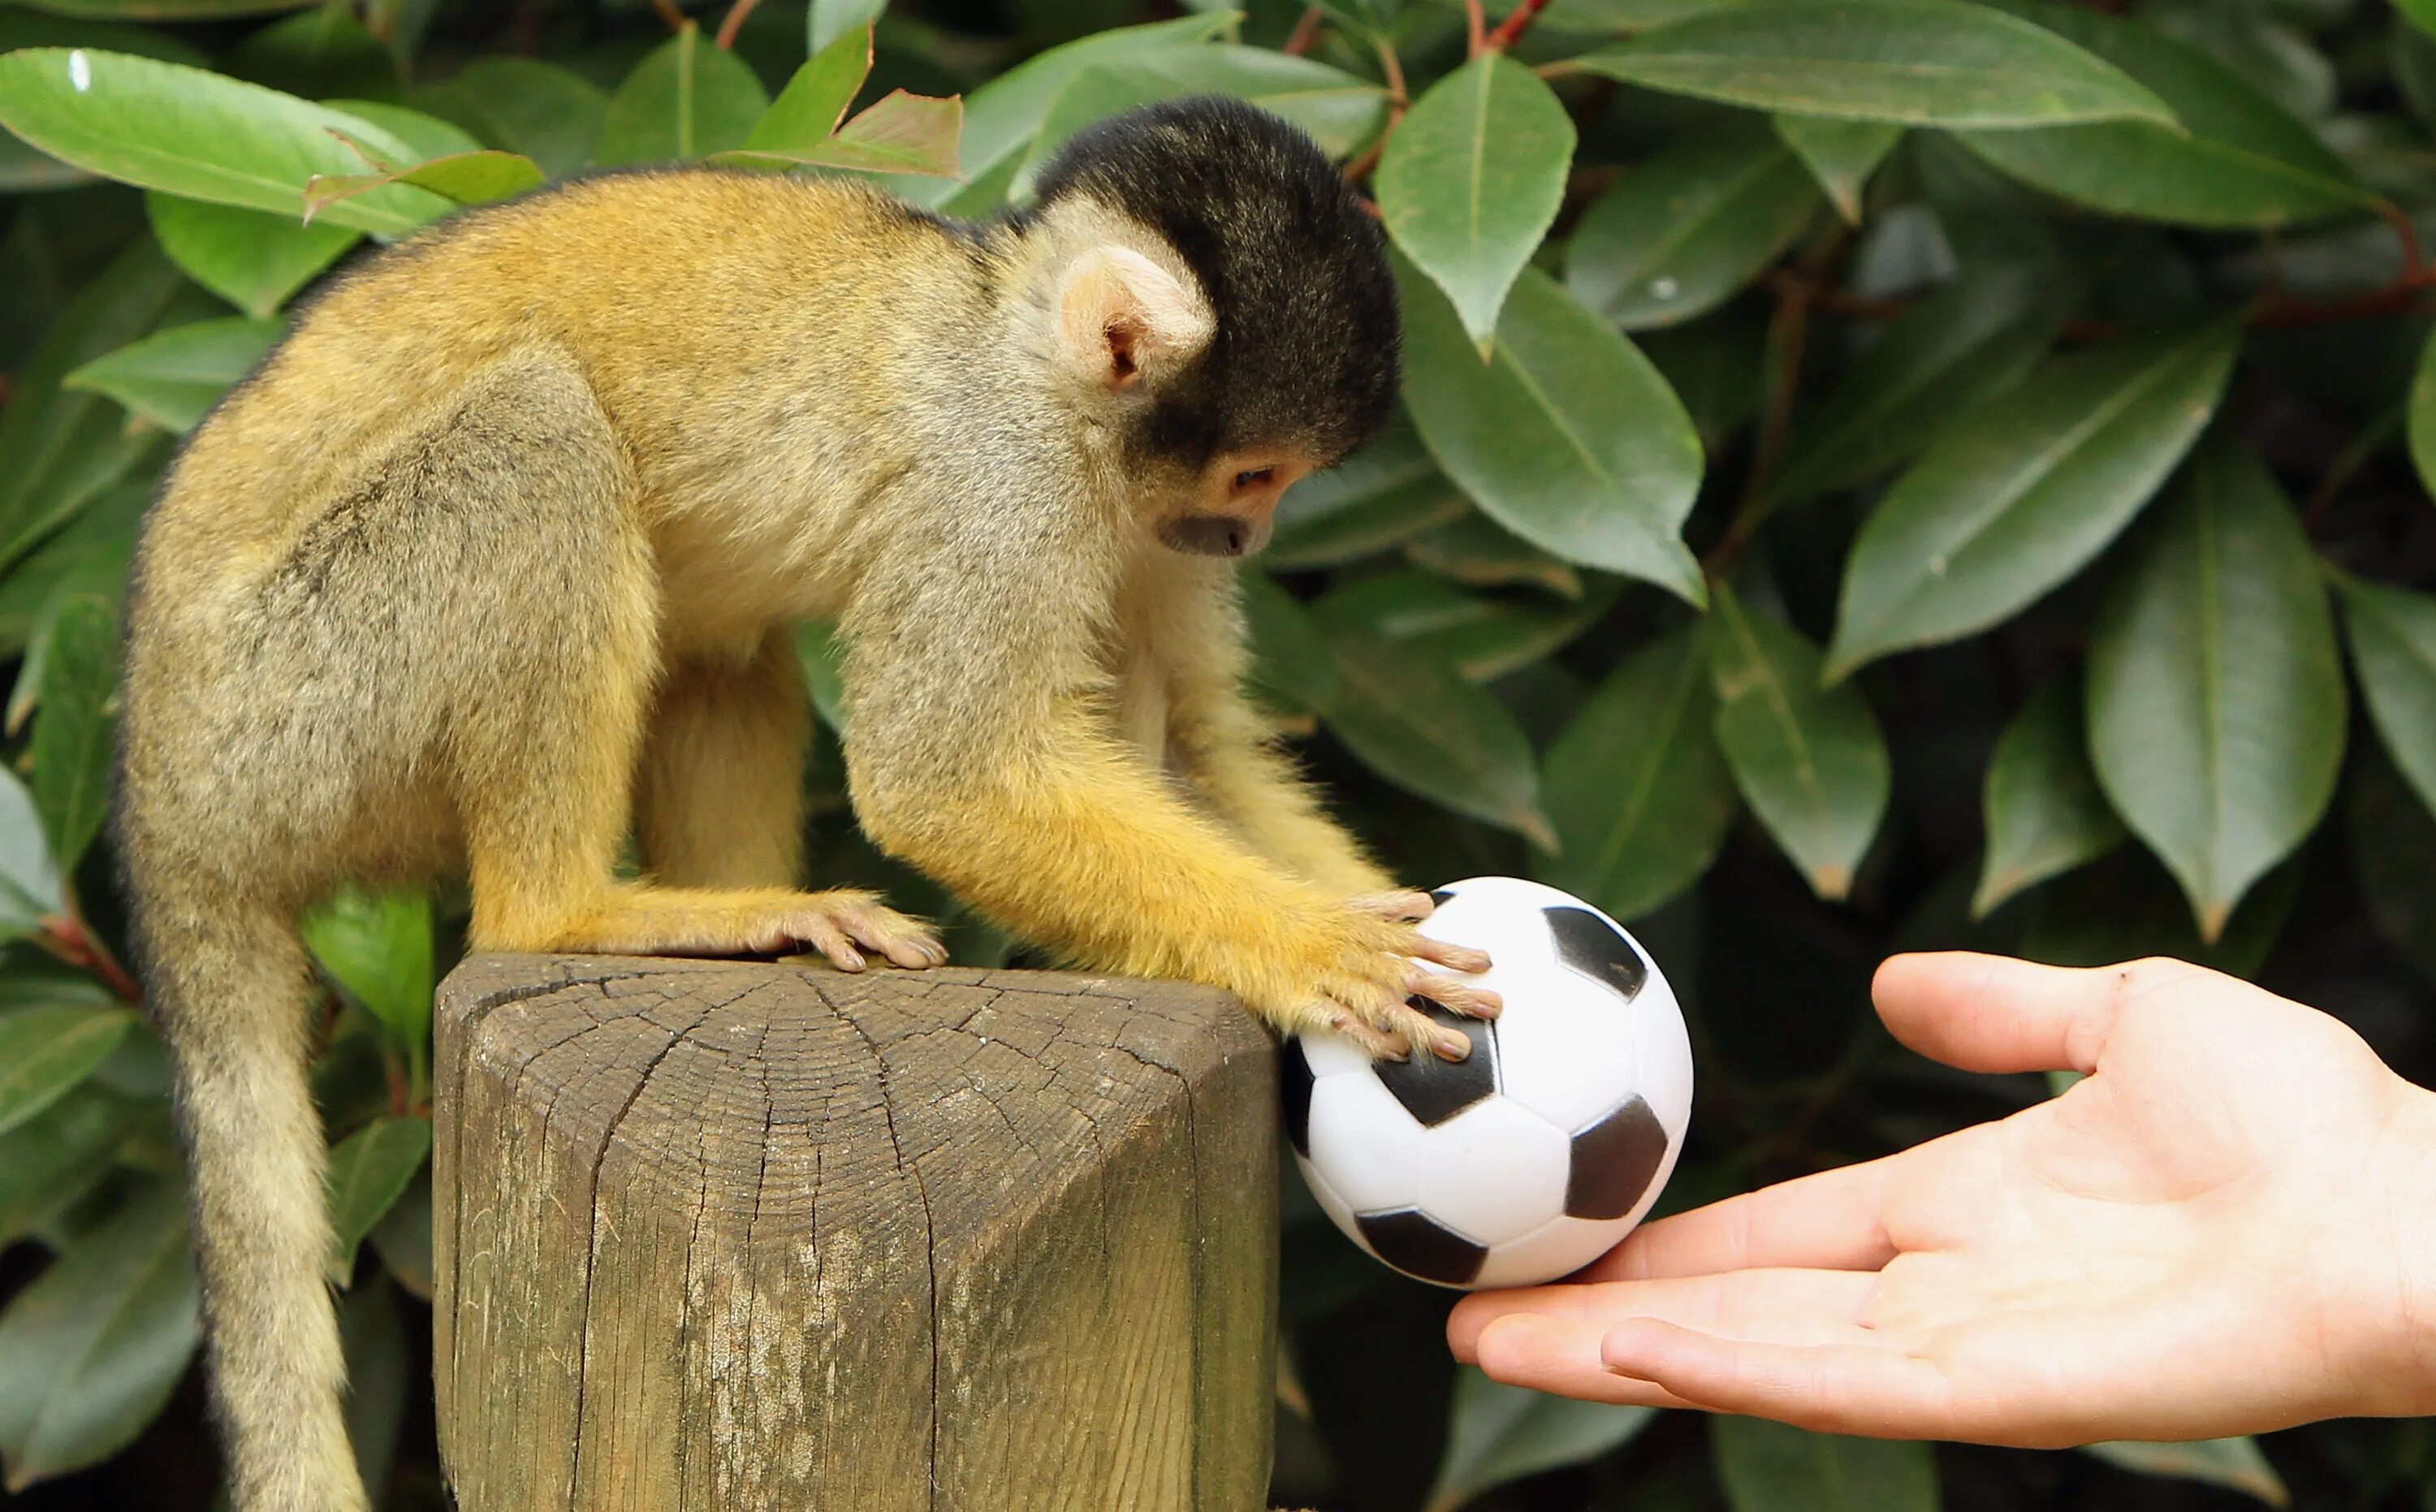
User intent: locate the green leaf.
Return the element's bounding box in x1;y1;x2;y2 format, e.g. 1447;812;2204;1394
2404;0;2436;41
0;11;205;65
6;548;128;734
812;0;889;54
8;0;312;15
1268;415;1468;569
1709;582;1890;901
1952;2;2371;228
322;100;483;166
1324;629;1555;849
325;1115;433;1281
1773;114;1901;224
1713;1416;1938;1512
1768;265;2061;504
731;89;961;177
793;620;848;733
221;6;400;103
339;1277;409;1497
26;594;119;875
147;193;354;318
890;13;1231;211
1315;568;1619;683
1406;512;1584;598
1636;303;1770;454
1401;260;1706;602
0;768;63;937
1540;624;1738;922
300;885;434;1074
594;22;773;166
2082;1439;2289;1508
0;1088;130;1246
1975;675;2125;915
304;149;545;221
1425;1366;1654;1512
409;58;607;177
0;50;451;236
1824;318;2241;680
63;314;279;434
1242;572;1341;716
369;1169;434;1300
0;1181;200;1492
2410;324;2436;503
0;239;184;574
1577;0;2172;127
1565;123;1822;332
1006;45;1388;195
741;23;873;156
2087;436;2345;940
2339;577;2436;819
0;1004;135;1139
1377;54;1574;351
2350;742;2436;988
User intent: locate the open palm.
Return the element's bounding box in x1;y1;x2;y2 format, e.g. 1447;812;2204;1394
1448;953;2436;1445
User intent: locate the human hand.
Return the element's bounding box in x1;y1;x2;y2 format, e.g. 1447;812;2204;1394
1447;953;2436;1445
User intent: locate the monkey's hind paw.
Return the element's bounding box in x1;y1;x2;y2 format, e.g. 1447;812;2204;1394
775;892;949;973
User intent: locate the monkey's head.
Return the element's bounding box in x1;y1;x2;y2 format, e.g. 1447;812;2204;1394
1021;96;1400;559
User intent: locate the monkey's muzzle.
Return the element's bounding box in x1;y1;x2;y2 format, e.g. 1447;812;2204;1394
1159;513;1272;558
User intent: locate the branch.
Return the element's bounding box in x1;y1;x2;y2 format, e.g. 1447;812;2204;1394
650;0;686;33
1483;0;1554;52
1282;6;1324;56
715;0;764;49
1463;0;1487;58
1342;36;1409;184
40;910;143;1005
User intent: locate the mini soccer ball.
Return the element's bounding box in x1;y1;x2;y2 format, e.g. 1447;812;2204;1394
1281;876;1693;1290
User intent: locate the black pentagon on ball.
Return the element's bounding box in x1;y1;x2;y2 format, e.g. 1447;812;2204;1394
1356;1208;1488;1286
1427;888;1456;906
1373;996;1497;1126
1544;905;1648;1000
1566;1095;1669;1220
1280;1037;1315;1157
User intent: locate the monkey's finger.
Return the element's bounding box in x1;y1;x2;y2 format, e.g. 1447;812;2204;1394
1350;889;1436;922
1324;1007;1411;1061
792;916;867;973
1410;968;1501;1020
844;910;947;970
1395;1000;1475;1062
1407;934;1492;974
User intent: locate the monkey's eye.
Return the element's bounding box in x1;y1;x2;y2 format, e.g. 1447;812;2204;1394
1233;468;1273;490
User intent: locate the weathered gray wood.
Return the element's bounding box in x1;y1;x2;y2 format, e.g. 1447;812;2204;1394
432;954;1278;1511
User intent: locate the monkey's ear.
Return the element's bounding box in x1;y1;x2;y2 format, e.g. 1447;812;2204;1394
1056;246;1211;394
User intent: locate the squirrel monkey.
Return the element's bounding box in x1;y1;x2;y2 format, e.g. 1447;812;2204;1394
114;97;1497;1510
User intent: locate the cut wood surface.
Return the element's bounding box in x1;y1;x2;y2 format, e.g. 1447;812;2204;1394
430;953;1278;1511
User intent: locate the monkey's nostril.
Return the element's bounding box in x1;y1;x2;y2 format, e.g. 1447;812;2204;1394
1226;524;1247;555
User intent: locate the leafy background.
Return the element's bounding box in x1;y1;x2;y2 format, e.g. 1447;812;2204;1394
0;0;2433;1507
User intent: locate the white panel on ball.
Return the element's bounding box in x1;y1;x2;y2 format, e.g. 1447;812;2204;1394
1415;1099;1570;1247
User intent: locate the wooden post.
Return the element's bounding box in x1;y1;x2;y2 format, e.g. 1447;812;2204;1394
430;954;1278;1511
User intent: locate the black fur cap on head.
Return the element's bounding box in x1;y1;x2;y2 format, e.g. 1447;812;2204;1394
1023;95;1400;472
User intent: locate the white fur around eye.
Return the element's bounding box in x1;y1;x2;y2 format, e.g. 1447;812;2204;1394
1056;244;1213;384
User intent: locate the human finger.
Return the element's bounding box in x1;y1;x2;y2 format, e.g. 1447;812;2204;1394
1471;1315;1697;1408
1572;1158;1898;1282
1599;1319;1957;1439
1871;953;2200;1075
1449;1268;1877;1362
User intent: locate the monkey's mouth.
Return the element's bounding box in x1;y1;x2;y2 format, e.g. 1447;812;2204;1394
1158;514;1271;558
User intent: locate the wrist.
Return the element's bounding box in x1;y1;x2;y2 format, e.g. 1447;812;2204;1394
2355;1078;2436;1417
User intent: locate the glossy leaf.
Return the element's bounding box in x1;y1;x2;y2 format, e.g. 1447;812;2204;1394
0;1182;199;1491
1406;513;1584;598
325;1115;433;1280
370;1170;434;1300
146;193;353;318
1953;2;2371;228
63;314;279;434
0;240;184;574
1768;265;2061;504
1242;572;1341;716
741;24;874;157
2083;1439;2288;1507
1774;114;1900;224
26;594;119;875
1540;624;1738;922
796;91;961;177
1975;676;2124;915
2339;577;2436;818
594;23;772;166
2350;744;2436;988
2410;323;2436;503
1713;1417;1937;1512
0;1089;129;1246
1566;123;1822;332
300;885;434;1074
2087;437;2345;940
11;0;313;16
1578;0;2172;127
1377;54;1574;351
1401;261;1705;602
1268;416;1468;569
0;50;450;235
0;768;63;938
811;0;888;54
794;620;848;732
892;13;1231;211
0;1004;135;1140
221;6;398;102
339;1278;409;1497
6;551;127;735
1425;1367;1654;1512
410;58;607;177
1315;569;1618;683
1324;629;1555;849
304;149;544;222
1637;304;1770;453
1709;583;1891;901
324;100;483;165
1824;319;2241;680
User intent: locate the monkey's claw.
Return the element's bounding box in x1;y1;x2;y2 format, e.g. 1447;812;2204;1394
780;895;948;972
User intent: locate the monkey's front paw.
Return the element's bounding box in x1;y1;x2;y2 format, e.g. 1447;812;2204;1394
766;891;948;972
1306;903;1498;1065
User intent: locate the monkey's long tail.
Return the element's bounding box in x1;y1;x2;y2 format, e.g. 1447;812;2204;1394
133;888;371;1512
